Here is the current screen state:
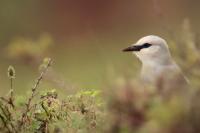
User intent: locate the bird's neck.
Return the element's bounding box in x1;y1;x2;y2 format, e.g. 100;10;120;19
140;57;174;83
142;59;172;67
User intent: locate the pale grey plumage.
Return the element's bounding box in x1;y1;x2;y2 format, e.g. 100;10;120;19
123;35;189;85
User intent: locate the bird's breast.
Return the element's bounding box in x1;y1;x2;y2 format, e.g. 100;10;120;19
140;63;179;84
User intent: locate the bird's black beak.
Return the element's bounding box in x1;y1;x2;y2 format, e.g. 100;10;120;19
122;45;142;52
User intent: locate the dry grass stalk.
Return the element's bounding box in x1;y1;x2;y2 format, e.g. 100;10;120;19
19;58;52;130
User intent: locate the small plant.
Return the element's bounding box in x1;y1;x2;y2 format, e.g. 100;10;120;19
0;58;102;133
8;65;16;109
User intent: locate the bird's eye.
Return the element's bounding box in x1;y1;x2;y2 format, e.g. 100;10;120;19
142;43;152;48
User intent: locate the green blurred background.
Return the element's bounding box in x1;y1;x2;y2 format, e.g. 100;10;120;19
0;0;199;95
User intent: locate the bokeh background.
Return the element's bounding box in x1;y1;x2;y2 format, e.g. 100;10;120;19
0;0;200;95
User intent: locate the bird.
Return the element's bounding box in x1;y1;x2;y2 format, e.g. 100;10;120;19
122;35;189;91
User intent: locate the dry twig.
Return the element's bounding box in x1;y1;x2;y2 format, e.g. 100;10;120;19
19;58;52;129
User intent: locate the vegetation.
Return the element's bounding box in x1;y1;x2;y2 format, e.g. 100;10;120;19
0;57;105;133
1;19;200;133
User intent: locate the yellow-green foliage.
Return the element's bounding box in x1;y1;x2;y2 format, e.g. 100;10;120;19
6;33;53;63
0;59;104;133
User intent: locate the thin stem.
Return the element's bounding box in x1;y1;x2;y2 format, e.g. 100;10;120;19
10;78;13;97
19;58;52;129
9;78;15;109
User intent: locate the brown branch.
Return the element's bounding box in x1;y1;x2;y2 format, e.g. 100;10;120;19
19;58;52;129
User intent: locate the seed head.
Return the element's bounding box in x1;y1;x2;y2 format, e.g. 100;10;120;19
8;65;16;79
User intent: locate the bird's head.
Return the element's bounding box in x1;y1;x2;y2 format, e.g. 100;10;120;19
123;35;172;64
